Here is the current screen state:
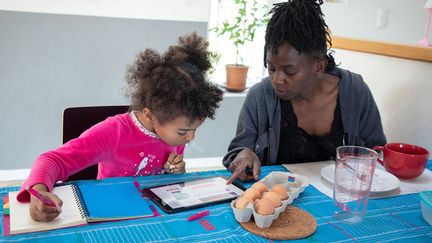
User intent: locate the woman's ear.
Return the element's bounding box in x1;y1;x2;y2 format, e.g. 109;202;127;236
314;58;327;74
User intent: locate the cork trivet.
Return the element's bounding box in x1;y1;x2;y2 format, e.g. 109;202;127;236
240;205;316;240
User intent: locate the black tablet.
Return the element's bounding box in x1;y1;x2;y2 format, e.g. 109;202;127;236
142;176;245;213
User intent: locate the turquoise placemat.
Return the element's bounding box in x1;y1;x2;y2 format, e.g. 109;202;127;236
1;161;431;242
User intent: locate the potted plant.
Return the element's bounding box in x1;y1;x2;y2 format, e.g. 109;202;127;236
211;0;268;92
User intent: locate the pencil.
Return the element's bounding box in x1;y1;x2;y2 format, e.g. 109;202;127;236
26;186;57;207
187;209;210;221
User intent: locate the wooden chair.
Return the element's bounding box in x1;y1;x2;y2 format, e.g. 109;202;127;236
62;105;129;181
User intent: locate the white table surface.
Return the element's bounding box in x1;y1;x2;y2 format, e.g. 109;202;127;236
0;157;226;183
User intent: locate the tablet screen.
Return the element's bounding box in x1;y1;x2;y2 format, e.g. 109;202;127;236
143;176;245;213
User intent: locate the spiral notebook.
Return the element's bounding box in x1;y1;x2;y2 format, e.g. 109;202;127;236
8;182;154;235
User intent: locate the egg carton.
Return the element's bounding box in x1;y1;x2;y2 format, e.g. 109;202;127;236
260;171;309;194
231;172;309;228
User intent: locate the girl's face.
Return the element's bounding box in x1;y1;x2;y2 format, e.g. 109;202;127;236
153;115;204;146
266;42;323;100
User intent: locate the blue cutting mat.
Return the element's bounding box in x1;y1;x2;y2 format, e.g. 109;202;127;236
1;162;431;242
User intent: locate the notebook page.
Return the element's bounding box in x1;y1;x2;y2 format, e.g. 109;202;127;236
9;185;87;235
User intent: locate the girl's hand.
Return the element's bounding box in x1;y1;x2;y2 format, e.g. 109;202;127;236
29;184;63;222
163;153;186;174
226;148;261;184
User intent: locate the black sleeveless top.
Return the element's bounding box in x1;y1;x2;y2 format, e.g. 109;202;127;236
276;99;344;164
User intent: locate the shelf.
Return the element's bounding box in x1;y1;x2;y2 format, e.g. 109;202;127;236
332;36;432;63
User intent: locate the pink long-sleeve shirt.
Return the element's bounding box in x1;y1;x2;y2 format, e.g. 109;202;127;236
17;112;185;202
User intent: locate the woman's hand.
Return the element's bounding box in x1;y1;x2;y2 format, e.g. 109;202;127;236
226;148;261;184
163;153;186;174
29;184;63;222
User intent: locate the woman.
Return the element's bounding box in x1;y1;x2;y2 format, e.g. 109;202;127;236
223;0;386;184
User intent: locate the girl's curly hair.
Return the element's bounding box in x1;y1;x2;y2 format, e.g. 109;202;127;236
264;0;336;71
125;32;223;124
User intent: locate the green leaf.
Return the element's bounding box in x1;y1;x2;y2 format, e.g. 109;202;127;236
210;0;268;64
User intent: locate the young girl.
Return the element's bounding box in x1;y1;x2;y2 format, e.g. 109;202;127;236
17;32;223;222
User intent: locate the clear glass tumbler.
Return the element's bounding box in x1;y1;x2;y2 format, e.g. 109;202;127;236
333;146;378;224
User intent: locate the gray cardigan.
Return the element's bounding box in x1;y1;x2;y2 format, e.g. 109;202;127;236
223;67;386;167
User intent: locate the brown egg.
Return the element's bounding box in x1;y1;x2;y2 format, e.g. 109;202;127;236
271;184;288;200
254;198;275;215
262;191;282;207
242;188;261;201
251;182;268;194
235;196;252;209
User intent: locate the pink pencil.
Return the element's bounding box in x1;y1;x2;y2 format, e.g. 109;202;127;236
187;209;210;221
26;186;56;207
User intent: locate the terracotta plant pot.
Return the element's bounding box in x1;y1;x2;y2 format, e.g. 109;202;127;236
225;64;249;92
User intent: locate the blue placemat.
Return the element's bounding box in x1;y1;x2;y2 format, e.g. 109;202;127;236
1;162;432;242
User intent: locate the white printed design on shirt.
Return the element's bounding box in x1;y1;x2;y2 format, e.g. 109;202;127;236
135;157;148;176
134;153;162;176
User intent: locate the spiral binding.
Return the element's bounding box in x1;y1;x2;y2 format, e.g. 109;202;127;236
71;185;89;220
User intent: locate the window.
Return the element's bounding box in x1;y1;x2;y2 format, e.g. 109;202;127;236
207;0;269;87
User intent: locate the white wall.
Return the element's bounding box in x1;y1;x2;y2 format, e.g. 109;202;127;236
1;0;430;171
321;0;432;153
322;0;429;45
334;49;432;152
184;95;245;159
0;0;212;170
0;0;209;22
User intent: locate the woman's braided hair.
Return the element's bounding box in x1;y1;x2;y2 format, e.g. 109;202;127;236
125;32;223;124
264;0;336;71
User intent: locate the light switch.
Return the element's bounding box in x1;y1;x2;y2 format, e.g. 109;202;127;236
377;8;389;29
325;0;349;3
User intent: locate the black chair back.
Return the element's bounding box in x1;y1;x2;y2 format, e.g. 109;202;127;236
63;105;129;181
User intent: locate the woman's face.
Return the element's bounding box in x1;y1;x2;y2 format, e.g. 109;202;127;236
153;116;204;147
267;42;322;100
